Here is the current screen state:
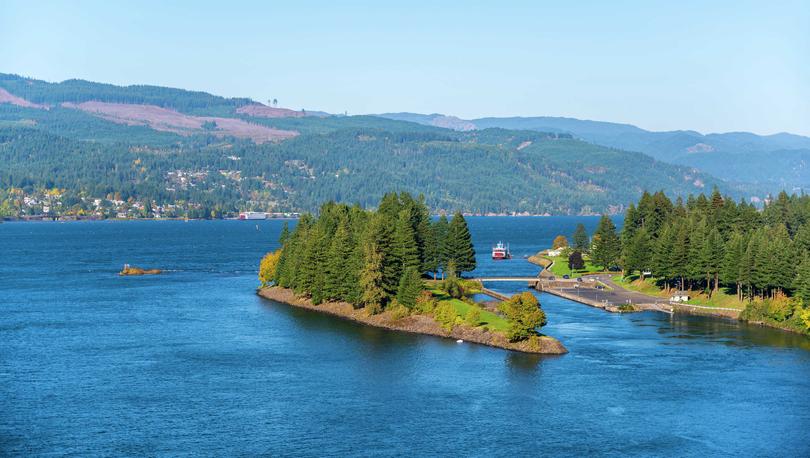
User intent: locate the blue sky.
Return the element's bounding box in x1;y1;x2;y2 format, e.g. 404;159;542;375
1;1;808;135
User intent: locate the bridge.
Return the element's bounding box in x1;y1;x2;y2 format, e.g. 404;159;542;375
472;277;540;283
471;277;541;302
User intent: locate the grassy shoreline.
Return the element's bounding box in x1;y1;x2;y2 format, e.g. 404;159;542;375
256;286;567;355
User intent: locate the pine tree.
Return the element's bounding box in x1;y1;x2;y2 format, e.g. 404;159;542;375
621;203;640;248
652;224;675;289
722;232;746;301
702;227;725;296
769;225;794;297
591;215;621;271
393;208;421;276
688;219;708;290
364;213;397;296
359;241;386;310
279;221;290;246
794;224;810;255
670;222;690;291
572;223;589;253
622;227;651;278
298;225;330;303
447;211;476;274
793;254;810;305
323;219;353;301
396;268;423;309
344;241;364;305
422;217;439;277
434;214;450;278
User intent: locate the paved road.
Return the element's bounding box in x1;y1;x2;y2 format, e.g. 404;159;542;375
555;275;666;307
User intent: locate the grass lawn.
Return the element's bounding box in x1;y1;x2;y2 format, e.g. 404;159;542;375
424;278;483;294
427;286;510;332
544;255;602;278
612;275;746;310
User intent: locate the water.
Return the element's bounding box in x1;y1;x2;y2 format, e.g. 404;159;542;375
2;217;809;456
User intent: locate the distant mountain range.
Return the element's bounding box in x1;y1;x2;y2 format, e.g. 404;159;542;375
0;73;774;218
376;113;810;189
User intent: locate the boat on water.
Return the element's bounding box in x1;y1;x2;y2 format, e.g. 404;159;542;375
491;241;511;260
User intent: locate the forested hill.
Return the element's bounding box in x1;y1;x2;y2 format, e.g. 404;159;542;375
377;113;810;189
0;73;254;116
0;74;736;218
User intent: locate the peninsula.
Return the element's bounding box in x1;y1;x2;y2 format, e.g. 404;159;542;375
533;190;810;337
256;192;567;355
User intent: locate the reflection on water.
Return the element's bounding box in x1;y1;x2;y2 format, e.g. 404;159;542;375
658;313;810;351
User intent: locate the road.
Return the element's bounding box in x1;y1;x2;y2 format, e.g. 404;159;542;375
552;275;666;307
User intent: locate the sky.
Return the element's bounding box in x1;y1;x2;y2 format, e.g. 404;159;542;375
1;0;808;135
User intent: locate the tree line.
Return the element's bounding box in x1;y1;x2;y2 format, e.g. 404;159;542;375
571;189;810;333
263;192;476;311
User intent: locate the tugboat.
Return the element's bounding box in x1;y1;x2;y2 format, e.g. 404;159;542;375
491;241;511;260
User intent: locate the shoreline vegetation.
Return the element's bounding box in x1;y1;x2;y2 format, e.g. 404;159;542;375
256;191;567;354
257;286;567;354
543;190;810;337
3;213;597;223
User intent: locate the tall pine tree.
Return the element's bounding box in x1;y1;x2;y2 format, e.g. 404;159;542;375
446;211;476;274
591;215;621;271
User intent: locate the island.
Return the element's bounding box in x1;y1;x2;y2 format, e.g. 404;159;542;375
119;264;162;276
256;192;567;355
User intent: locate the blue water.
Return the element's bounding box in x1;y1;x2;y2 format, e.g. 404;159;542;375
2;218;810;456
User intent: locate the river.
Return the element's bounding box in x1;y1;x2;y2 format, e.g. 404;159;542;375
2;218;809;456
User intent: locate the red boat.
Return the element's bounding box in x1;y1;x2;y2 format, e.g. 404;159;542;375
491;241;511;260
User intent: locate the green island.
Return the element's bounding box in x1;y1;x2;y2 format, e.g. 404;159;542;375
543;190;810;336
256;192;566;354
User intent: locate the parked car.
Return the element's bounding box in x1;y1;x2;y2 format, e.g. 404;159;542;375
576;277;583;282
563;274;570;279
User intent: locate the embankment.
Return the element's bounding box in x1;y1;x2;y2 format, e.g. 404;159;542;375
257;286;567;355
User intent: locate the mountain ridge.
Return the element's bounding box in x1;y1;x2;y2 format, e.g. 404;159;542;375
374;112;810;188
0;73;756;218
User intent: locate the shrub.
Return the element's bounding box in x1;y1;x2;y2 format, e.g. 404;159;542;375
799;307;810;331
499;292;547;342
526;335;543;352
766;298;795;322
442;276;464;299
434;302;457;332
365;302;382;316
390;302;411;320
617;303;635;312
415;290;437;314
465;306;482;326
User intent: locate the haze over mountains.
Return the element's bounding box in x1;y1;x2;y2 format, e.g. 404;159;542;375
378;113;810;189
0;72;800;218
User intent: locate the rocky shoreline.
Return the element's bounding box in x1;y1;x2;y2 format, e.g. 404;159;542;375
257;286;568;355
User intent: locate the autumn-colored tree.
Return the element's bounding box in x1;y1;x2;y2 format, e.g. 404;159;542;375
258;249;282;287
552;235;569;249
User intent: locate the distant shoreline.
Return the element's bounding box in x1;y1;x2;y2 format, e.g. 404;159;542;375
257;286;568;355
1;214;609;223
